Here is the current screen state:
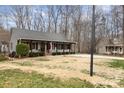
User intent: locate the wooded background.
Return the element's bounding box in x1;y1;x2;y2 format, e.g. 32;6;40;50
0;5;124;53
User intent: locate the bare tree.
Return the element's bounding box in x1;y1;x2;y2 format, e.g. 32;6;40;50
33;6;45;32
46;6;53;32
51;6;62;33
9;5;26;29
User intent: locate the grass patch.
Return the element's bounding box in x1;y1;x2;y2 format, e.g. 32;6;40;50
80;69;89;74
62;61;69;63
0;69;96;88
12;61;32;66
119;78;124;87
80;70;114;80
0;55;8;62
108;59;124;69
95;84;112;88
36;58;50;61
39;64;75;71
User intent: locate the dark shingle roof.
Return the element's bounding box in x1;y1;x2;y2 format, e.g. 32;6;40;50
11;28;75;43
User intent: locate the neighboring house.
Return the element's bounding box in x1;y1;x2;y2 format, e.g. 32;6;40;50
0;29;10;54
9;28;76;55
97;38;123;55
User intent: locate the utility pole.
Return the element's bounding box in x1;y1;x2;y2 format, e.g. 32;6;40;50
122;5;124;55
90;5;95;76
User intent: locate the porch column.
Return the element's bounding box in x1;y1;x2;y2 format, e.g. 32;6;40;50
113;46;115;55
19;38;21;44
30;40;32;53
50;42;52;54
44;42;47;56
74;43;76;53
106;46;107;52
69;44;71;54
106;46;108;55
55;43;57;54
121;46;123;54
38;41;40;50
63;43;64;54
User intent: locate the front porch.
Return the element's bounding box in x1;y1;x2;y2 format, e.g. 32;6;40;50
18;39;76;55
105;45;123;55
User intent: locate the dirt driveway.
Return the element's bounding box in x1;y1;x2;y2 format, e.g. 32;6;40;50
0;54;124;87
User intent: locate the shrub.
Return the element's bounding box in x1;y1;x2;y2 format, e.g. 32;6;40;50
52;52;56;55
39;52;44;56
16;43;29;57
52;52;74;55
29;52;44;57
29;52;39;57
70;52;75;54
9;51;16;58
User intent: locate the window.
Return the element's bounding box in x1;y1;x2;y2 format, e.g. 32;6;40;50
31;42;38;50
32;43;35;49
61;44;64;49
115;47;117;51
67;44;71;49
112;47;114;51
36;42;38;50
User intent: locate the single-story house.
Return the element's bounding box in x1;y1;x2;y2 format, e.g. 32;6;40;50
105;44;123;55
9;28;76;55
96;38;123;55
0;30;10;54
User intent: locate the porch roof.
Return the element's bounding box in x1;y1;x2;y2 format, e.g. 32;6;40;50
11;28;76;44
105;44;123;47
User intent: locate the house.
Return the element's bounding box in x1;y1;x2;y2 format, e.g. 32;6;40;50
96;38;123;55
0;29;10;54
9;28;76;55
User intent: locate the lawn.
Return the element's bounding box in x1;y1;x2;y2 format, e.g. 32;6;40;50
0;69;95;88
0;54;124;88
109;59;124;69
0;54;8;62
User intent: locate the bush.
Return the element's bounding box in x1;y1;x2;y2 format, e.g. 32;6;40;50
52;52;62;55
12;51;16;57
9;51;16;58
39;52;44;56
16;43;29;57
29;52;44;57
70;52;75;54
51;51;75;56
29;52;39;57
52;52;57;55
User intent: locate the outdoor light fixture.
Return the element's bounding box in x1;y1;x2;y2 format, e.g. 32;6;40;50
90;5;95;76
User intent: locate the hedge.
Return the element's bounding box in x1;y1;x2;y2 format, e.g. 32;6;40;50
52;52;75;55
29;52;44;57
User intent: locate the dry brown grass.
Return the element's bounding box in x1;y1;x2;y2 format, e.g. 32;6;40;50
0;54;124;87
